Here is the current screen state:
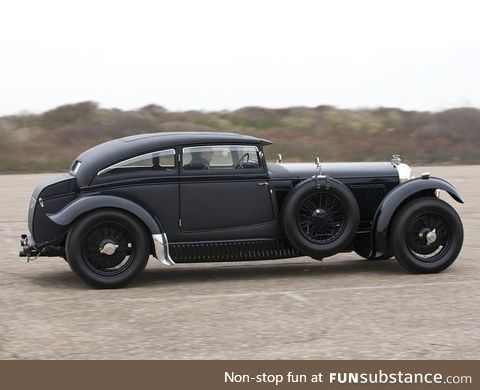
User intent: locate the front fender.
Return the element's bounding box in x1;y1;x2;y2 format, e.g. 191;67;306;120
48;195;163;234
371;177;463;258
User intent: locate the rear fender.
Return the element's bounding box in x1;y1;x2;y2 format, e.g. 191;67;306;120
48;195;163;235
47;195;167;259
371;177;463;258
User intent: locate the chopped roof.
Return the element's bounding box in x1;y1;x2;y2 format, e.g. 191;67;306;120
118;131;269;144
74;131;272;187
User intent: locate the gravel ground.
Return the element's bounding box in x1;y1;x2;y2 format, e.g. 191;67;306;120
0;166;479;359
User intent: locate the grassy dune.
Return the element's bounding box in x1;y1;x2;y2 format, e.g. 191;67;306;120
1;102;479;172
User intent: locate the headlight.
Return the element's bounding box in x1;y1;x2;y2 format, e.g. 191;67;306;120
397;163;412;183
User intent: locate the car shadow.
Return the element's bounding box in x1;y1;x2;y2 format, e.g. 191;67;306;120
27;257;408;290
134;257;407;287
26;269;85;289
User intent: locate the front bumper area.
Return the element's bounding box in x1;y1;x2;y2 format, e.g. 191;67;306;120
19;234;35;257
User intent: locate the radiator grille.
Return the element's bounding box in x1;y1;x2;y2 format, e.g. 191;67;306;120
349;184;386;220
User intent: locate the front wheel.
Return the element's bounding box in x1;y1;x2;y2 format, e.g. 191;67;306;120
66;209;150;288
391;197;463;273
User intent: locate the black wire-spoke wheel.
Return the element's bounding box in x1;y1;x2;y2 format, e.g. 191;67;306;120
282;178;359;259
406;212;450;262
82;222;135;275
66;209;150;288
296;192;346;244
391;197;463;274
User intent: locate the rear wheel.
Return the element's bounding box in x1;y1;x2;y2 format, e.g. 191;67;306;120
391;197;463;273
66;209;150;288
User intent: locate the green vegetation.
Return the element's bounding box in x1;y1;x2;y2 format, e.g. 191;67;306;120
0;101;479;173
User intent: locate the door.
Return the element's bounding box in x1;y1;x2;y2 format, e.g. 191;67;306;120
179;144;275;231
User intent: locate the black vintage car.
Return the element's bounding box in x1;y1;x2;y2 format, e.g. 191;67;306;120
20;132;464;288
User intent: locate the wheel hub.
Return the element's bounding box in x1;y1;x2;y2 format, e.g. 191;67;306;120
426;229;437;245
99;241;119;256
313;208;327;218
418;228;437;245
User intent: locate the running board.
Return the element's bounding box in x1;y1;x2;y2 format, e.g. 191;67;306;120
168;239;302;263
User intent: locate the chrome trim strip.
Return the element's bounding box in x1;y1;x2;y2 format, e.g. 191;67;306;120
152;233;175;265
97;149;176;176
70;161;82;175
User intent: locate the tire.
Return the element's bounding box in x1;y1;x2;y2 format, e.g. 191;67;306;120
355;246;393;260
391;197;463;273
66;209;150;288
282;178;360;258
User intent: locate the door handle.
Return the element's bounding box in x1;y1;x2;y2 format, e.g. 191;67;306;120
257;181;269;186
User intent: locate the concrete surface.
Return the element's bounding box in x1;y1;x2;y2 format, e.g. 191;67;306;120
0;166;479;359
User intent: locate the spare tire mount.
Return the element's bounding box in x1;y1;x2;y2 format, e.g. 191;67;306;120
282;175;360;259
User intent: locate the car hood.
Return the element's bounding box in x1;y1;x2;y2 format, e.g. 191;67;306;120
268;162;399;180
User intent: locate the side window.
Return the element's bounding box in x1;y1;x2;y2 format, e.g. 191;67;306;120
117;154;154;169
158;151;175;168
97;149;176;175
182;145;261;171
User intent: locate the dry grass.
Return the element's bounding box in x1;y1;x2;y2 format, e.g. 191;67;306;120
1;102;479;172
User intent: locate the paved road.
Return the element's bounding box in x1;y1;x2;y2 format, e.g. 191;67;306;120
1;166;479;359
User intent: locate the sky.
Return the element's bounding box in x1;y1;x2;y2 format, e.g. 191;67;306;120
0;0;479;115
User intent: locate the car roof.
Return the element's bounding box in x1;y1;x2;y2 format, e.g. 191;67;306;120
118;131;270;145
74;132;272;187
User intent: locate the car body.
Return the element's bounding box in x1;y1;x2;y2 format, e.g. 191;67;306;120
20;132;464;288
